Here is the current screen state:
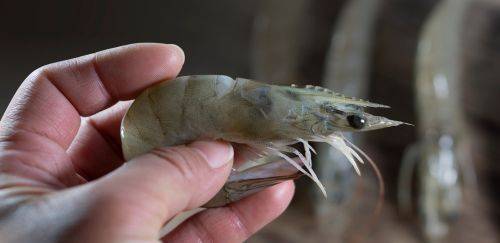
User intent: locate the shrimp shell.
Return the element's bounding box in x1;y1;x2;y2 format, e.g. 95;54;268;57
121;75;405;206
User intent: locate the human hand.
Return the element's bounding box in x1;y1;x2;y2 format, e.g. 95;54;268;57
0;43;294;242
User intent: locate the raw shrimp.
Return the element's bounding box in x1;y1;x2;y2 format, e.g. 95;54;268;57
319;0;382;206
398;0;474;241
121;75;405;207
315;0;383;237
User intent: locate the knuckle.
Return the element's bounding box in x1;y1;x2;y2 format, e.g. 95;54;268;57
26;66;48;82
25;64;57;88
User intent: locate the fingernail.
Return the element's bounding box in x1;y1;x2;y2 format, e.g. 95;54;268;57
190;141;233;168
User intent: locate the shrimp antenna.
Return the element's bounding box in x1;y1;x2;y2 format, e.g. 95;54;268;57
342;135;385;217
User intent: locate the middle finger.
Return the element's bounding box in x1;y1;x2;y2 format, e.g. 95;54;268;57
67;101;130;181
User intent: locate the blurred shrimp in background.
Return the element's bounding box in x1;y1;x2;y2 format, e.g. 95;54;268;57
1;0;499;242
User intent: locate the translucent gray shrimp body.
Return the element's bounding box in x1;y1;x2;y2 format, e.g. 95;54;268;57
398;0;474;241
315;0;383;236
121;75;404;207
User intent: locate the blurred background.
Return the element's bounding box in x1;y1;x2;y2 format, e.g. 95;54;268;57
1;0;499;242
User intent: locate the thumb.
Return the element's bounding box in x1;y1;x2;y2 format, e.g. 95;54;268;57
87;140;234;236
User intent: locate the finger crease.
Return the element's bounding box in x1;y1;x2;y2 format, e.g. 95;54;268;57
3;124;67;151
191;216;216;243
91;56;118;103
0;130;71;188
174;147;198;181
227;205;251;239
150;148;193;181
0;155;66;188
20;74;80;145
42;70;81;117
86;118;123;160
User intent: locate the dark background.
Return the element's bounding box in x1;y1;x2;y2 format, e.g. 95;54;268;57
0;0;257;112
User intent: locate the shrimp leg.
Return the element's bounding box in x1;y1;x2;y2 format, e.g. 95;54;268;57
204;159;302;207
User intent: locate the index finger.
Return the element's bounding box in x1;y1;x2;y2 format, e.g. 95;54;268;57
1;43;184;149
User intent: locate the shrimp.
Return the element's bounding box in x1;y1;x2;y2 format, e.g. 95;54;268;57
315;0;383;237
398;0;475;241
318;0;382;206
120;75;406;207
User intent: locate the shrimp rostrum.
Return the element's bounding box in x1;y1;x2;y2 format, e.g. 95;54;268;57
121;75;405;207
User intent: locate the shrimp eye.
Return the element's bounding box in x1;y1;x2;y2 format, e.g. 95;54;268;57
347;115;366;129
